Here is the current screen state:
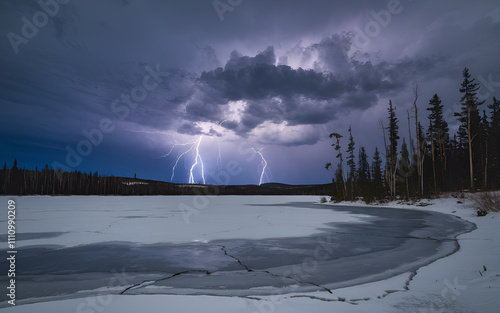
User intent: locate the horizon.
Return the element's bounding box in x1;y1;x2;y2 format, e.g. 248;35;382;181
1;160;330;187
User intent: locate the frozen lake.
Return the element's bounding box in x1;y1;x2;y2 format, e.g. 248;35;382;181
0;196;474;307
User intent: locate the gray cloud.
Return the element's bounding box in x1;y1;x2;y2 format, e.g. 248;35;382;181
1;0;498;154
177;122;203;136
187;41;450;140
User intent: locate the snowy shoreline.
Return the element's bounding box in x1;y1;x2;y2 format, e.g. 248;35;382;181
0;195;498;312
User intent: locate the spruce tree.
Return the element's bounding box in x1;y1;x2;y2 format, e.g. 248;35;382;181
426;94;450;188
427;120;437;194
326;132;346;200
386;100;400;198
371;147;384;199
488;97;500;188
357;146;370;200
455;67;485;190
346;126;356;200
417;122;427;195
480;110;490;189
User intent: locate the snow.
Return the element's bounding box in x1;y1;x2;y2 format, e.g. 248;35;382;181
4;196;368;248
1;195;499;312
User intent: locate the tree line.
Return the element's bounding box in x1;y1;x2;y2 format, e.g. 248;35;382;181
326;67;500;202
0;162;179;195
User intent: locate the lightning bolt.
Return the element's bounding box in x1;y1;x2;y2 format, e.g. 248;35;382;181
168;140;197;182
126;129;210;184
161;140;197;158
128;127;277;186
165;136;206;184
188;136;206;184
252;148;270;185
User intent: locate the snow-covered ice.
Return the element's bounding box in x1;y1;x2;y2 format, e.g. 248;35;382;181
0;195;498;312
4;196;369;248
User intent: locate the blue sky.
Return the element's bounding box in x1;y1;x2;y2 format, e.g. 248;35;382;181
1;0;499;185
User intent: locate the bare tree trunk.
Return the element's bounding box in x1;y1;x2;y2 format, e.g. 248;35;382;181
430;123;437;194
438;133;445;184
484;141;488;189
412;85;422;197
421;138;424;196
393;165;397;198
467;106;474;191
406;170;409;199
408;110;414;161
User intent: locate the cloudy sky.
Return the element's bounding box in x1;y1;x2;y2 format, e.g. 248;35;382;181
1;0;499;185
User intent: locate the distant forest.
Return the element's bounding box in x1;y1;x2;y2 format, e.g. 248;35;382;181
325;68;500;202
0;162;332;196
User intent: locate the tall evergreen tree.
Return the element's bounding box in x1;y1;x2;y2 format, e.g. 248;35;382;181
371;147;384;199
427;120;438;194
326;132;346;200
488;97;500;188
386;100;400;198
426;94;450;189
455;67;485;190
357;146;370;199
346;126;356;200
480;110;490;189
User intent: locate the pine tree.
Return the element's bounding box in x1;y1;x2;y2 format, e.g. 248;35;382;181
346;126;356;200
488;97;500;188
480;110;490;189
427;120;437;194
357;146;370;200
371;147;384;199
426;94;450;189
417;122;427;195
386;100;400;198
455;67;485;190
326;132;346;200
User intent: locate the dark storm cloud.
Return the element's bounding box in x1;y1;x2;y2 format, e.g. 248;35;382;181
224;46;277;71
1;0;498;153
200;48;348;102
190;42;449;137
177;122;203;136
